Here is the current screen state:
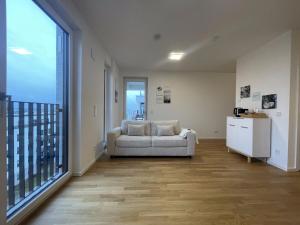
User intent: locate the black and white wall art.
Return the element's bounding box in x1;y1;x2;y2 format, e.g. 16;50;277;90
156;86;163;96
262;94;277;109
163;89;171;103
114;79;118;103
240;85;251;98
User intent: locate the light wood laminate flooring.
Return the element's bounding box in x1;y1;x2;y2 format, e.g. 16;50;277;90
23;140;300;225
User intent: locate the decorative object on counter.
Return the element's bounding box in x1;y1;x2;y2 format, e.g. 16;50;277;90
233;107;248;117
240;85;250;98
262;94;277;109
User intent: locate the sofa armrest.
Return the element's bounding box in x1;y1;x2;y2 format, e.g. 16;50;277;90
107;127;121;155
186;131;196;156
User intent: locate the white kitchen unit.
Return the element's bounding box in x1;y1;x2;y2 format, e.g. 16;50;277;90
226;116;271;162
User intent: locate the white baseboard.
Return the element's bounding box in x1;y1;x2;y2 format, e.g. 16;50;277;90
72;150;104;177
287;167;299;172
267;160;288;171
198;137;226;140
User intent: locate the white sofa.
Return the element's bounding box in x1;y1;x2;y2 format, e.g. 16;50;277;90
107;120;196;157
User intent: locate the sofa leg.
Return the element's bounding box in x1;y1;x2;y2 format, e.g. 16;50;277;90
227;147;230;153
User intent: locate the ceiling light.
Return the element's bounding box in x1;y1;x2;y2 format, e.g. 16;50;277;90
168;52;184;61
9;47;32;55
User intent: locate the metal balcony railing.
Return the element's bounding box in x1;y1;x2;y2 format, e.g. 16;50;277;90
6;96;63;212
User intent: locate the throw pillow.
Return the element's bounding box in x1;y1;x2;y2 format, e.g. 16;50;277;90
157;125;175;136
128;124;145;136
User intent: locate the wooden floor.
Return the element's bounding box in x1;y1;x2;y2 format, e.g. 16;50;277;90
23;140;300;225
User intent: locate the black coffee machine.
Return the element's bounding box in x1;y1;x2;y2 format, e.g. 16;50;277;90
233;107;248;117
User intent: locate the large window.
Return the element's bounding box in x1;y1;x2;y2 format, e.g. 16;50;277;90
6;0;69;217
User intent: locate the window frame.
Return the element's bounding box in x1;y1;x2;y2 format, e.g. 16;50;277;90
0;0;7;224
5;0;74;224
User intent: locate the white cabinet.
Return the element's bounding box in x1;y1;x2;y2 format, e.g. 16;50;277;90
226;117;271;161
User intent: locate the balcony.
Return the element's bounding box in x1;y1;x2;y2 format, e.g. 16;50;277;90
6;96;64;215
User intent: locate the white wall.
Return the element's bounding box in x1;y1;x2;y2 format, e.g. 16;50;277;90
236;31;300;171
121;71;236;138
111;61;121;128
53;0;121;175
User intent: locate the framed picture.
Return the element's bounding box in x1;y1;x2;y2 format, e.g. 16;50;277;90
262;94;277;109
252;92;261;102
115;90;118;103
114;79;118;103
156;86;163;96
240;85;250;98
156;95;163;104
163;89;171;103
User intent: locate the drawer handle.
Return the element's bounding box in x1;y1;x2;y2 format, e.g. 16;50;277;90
241;126;248;129
229;124;235;127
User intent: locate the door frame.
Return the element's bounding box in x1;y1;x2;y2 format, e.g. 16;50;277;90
104;66;113;142
123;77;148;120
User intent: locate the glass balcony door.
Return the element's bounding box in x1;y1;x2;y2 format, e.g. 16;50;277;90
0;0;7;223
5;0;69;217
124;78;148;120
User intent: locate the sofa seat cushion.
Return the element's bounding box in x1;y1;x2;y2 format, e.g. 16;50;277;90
152;135;187;147
116;135;152;148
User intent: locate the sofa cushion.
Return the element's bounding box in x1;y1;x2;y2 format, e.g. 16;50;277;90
157;125;175;136
151;120;181;136
116;135;152;148
128;124;145;136
121;120;151;136
152;135;187;147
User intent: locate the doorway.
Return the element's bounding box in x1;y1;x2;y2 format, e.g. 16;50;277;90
104;67;113;142
123;77;148;120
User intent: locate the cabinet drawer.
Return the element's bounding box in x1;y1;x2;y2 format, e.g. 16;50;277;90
237;118;253;130
227;117;238;126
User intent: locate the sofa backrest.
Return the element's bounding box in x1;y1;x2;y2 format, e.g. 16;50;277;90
121;120;151;136
151;120;181;136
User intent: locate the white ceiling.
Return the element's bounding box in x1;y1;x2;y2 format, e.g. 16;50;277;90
72;0;300;73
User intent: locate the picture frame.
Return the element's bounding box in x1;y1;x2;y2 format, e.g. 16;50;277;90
240;85;250;98
262;94;277;109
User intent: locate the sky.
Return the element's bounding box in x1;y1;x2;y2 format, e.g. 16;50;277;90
7;0;58;103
